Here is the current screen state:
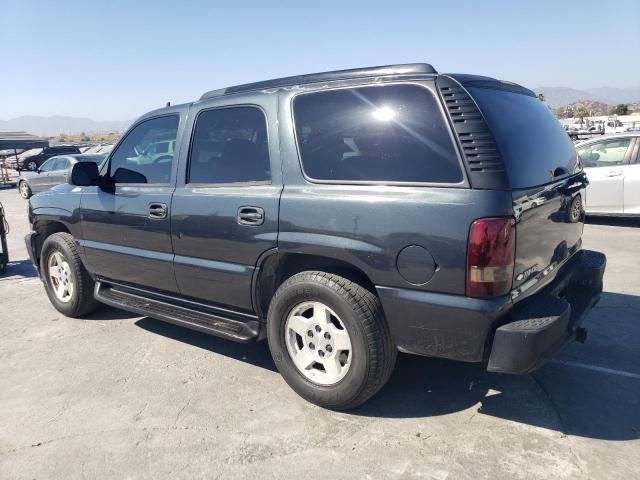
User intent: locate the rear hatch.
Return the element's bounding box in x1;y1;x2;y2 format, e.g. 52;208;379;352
468;84;585;299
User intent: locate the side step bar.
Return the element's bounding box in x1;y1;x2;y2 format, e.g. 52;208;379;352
94;281;260;342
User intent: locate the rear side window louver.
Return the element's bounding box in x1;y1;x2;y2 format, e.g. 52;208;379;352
437;76;509;190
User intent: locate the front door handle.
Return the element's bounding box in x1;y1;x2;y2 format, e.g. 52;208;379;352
605;170;623;177
237;206;264;226
148;202;168;219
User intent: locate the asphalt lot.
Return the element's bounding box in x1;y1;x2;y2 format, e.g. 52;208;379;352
0;184;638;479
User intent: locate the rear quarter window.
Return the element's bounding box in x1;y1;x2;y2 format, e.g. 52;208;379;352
293;84;463;184
469;87;579;189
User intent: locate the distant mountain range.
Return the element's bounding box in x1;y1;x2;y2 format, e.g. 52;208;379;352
3;88;640;137
0;116;132;137
534;87;640;108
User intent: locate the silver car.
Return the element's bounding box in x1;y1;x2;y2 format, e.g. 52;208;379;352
18;154;105;199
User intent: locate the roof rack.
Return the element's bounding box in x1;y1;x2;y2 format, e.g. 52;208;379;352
200;63;437;100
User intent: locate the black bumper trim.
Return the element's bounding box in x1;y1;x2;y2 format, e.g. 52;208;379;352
24;231;40;275
487;249;606;374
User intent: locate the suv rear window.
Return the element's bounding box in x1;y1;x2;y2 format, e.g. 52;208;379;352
293;84;463;184
469;87;579;188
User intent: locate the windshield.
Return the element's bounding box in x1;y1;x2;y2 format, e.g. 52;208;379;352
469;87;579;188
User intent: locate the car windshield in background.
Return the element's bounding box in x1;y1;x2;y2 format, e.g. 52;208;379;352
469;87;579;189
76;154;106;163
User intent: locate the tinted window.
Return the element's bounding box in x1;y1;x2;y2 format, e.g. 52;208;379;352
577;137;631;168
188;107;270;184
52;157;70;170
293;84;462;183
39;158;57;172
469;87;579;188
109;115;179;184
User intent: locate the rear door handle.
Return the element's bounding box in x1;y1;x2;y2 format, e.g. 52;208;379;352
148;202;168;219
237;206;264;226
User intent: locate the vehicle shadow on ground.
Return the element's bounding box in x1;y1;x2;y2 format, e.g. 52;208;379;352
129;291;639;442
586;216;640;228
0;259;38;281
82;306;141;321
135;317;277;373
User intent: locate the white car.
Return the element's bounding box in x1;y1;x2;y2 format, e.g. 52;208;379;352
577;134;640;215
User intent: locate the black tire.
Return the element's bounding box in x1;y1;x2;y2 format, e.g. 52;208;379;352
40;232;100;317
18;181;32;199
267;271;396;410
26;160;38;171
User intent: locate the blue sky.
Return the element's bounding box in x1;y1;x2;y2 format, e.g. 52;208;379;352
1;0;639;120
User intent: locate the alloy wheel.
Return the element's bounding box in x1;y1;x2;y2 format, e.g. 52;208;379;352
47;251;74;303
284;301;352;385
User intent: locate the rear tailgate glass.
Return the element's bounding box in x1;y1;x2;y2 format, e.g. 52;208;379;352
469;87;579;188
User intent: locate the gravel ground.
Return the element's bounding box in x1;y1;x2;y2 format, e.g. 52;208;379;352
0;185;638;479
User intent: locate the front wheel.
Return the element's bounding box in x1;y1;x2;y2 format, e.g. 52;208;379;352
18;181;32;199
267;271;396;410
41;232;100;317
569;194;583;223
26;160;38;171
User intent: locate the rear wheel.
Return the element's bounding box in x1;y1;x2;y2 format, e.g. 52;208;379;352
267;271;396;410
18;181;32;199
26;160;38;171
41;232;100;317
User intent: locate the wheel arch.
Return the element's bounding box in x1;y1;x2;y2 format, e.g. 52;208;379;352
32;219;73;267
253;251;378;320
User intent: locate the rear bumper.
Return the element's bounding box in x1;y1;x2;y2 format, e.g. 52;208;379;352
487;249;605;374
377;249;606;370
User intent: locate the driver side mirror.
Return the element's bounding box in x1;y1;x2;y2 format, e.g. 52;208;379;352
69;161;100;186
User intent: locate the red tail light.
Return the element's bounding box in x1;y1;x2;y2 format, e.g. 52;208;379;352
466;217;516;298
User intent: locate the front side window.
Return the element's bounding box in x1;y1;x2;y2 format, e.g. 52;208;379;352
577;138;632;168
51;157;70;170
109;115;179;184
188;107;270;184
293;84;463;183
39;158;57;172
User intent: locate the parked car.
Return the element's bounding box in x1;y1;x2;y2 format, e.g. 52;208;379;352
6;148;43;169
25;64;605;410
18;154;105;198
19;145;81;171
83;144;114;155
577;133;640;215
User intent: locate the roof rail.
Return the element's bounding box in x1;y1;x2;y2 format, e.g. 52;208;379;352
200;63;437;100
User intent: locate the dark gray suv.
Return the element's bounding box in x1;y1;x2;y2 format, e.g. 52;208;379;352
25;64;606;410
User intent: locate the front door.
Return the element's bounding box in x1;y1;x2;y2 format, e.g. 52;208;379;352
579;136;633;213
79;114;183;293
47;156;71;187
30;157;57;193
171;102;281;312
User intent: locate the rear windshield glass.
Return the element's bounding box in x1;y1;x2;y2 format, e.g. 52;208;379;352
293;84;463;184
469;87;579;188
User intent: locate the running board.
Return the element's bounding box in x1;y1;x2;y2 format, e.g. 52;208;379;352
94;281;260;342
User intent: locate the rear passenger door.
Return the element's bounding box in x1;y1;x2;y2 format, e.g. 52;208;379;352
171;98;281;312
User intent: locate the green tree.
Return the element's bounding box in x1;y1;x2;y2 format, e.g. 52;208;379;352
575;106;588;124
613;104;629;115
